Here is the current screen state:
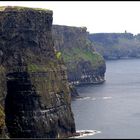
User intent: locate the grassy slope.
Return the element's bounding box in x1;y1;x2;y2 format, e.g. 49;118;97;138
62;46;105;69
53;25;105;72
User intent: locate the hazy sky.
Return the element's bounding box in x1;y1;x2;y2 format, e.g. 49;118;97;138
1;1;140;34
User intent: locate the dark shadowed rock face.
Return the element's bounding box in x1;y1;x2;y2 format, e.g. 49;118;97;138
5;71;75;138
0;6;75;138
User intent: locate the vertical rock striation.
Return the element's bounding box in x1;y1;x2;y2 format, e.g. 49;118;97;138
0;6;75;138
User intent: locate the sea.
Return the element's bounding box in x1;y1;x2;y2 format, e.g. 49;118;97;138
71;58;140;139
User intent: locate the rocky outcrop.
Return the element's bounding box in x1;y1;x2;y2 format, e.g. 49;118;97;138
88;33;140;60
69;85;79;98
0;105;6;138
52;25;106;86
0;6;75;138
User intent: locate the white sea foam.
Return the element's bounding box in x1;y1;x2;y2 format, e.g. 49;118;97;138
76;96;91;100
70;130;101;138
76;96;112;101
102;96;112;100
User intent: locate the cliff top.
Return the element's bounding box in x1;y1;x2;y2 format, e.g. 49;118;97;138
53;24;87;31
0;6;53;14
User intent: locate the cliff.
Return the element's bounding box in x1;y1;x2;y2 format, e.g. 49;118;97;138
0;105;5;137
52;25;106;86
0;6;75;138
89;33;140;60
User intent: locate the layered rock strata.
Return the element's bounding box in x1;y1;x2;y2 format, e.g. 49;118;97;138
0;6;75;138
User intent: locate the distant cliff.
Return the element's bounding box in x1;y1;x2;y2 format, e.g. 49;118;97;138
52;25;106;86
0;6;75;138
89;33;140;60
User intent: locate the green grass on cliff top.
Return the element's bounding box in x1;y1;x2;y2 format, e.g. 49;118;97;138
62;47;105;69
0;6;52;13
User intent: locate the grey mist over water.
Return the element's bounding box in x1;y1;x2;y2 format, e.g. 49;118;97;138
71;58;140;139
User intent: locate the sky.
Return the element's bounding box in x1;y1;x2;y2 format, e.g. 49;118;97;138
0;1;140;34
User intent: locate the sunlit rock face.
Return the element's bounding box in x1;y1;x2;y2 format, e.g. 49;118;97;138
0;6;75;138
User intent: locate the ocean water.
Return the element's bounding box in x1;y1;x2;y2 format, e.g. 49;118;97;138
71;58;140;139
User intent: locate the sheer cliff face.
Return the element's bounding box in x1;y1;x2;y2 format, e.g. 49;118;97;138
0;6;75;138
52;25;106;85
